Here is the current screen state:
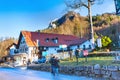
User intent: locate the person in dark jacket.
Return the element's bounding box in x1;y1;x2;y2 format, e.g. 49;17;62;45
49;56;60;76
75;48;80;65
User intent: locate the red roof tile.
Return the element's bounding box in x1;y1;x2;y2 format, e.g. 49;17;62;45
19;31;87;47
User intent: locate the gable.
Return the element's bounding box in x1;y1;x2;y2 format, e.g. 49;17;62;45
10;45;16;49
6;43;17;50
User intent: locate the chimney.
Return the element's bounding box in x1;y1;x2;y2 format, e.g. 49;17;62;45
36;39;40;47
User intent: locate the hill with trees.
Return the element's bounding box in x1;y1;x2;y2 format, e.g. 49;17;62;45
40;11;120;46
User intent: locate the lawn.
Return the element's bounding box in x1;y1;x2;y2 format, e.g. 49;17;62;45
60;56;120;66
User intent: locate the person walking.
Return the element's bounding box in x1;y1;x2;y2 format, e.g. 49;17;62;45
49;56;60;76
49;55;55;74
75;48;80;65
27;59;31;66
54;57;60;75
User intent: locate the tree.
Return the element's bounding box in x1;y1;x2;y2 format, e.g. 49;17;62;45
65;0;103;47
101;36;112;48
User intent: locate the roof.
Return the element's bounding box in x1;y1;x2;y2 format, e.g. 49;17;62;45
18;31;88;47
67;38;88;46
6;43;17;50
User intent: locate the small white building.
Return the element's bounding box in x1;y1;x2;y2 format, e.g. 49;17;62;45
7;43;17;55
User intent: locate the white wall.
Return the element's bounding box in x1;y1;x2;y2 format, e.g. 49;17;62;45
9;45;16;55
19;36;28;53
47;47;59;54
70;40;93;51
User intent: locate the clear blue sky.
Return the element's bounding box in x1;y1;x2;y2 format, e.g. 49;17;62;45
0;0;115;38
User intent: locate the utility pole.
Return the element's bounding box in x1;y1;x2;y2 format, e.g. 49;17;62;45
88;0;94;48
65;0;95;47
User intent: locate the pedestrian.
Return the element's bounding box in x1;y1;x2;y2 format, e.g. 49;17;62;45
75;48;80;65
79;48;83;57
49;55;60;76
27;59;31;66
49;55;55;74
69;50;73;60
54;57;60;75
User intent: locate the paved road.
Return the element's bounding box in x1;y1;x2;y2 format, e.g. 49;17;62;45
0;67;104;80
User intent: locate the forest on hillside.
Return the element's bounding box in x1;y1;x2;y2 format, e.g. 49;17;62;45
41;11;120;45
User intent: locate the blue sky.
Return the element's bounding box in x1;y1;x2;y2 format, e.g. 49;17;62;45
0;0;116;38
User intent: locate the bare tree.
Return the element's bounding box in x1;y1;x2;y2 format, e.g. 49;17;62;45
65;0;103;48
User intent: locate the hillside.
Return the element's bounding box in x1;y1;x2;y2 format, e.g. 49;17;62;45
41;11;120;43
93;13;120;42
42;11;89;38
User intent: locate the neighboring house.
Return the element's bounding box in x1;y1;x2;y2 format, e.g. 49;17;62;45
68;38;93;51
2;43;18;63
7;30;94;65
7;43;18;55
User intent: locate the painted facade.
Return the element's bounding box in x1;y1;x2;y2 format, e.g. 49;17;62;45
8;31;93;65
7;43;17;55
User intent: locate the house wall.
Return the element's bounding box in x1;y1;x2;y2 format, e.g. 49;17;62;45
70;40;93;52
46;47;59;54
28;47;38;62
19;36;28;53
9;45;16;55
43;47;70;60
45;40;92;59
18;36;38;62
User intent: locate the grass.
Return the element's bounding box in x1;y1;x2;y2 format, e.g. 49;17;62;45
59;56;120;66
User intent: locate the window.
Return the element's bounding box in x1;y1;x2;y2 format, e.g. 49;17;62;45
52;37;58;44
83;45;86;50
44;47;49;51
23;41;25;44
25;47;28;51
46;47;49;50
55;37;58;43
89;45;92;49
46;38;49;42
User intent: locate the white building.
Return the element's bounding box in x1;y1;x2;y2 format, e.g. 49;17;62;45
8;31;94;65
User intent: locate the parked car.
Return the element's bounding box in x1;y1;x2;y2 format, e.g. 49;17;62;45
34;56;46;64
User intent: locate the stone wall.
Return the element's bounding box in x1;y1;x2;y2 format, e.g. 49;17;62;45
28;64;120;80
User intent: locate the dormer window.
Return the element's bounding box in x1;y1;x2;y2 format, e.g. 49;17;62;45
46;38;49;42
55;37;58;43
52;38;55;43
52;37;58;44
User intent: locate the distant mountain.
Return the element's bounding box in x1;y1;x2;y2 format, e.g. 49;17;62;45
40;11;120;42
42;11;89;38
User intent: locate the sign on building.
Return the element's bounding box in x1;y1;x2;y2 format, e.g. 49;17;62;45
59;45;67;48
97;37;102;48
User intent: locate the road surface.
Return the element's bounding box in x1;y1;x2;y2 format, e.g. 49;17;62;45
0;67;104;80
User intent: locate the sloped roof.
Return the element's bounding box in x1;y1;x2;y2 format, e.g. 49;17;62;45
18;31;87;47
6;43;17;50
67;38;87;46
